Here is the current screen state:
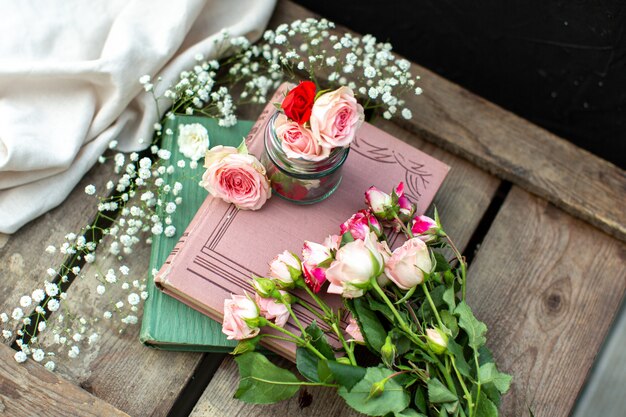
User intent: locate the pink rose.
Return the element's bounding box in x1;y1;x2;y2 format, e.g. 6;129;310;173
345;316;364;343
268;250;301;288
411;215;439;242
365;186;393;218
274;114;330;161
310;86;364;149
302;241;333;293
255;292;290;328
384;237;433;290
222;294;260;340
200;144;271;210
326;232;383;298
395;182;415;222
340;209;383;240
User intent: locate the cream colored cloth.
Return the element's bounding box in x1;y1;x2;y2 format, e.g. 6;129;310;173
0;0;276;233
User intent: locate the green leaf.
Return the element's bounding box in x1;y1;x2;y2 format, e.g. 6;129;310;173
319;360;366;390
433;252;451;272
338;367;410;416
367;297;395;322
414;386;428;413
479;363;512;394
447;340;471;378
296;347;321;382
455;302;487;350
341;231;355;246
475;395;498;417
442;286;456;311
440;310;459;338
394;408;427;417
234;352;300;404
427;378;458;404
304;321;335;359
388;328;412;356
236;138;248;154
351;298;387;352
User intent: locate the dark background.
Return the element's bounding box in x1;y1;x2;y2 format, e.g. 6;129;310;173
293;0;626;168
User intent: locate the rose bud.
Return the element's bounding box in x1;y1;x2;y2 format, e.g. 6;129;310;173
381;335;396;368
222;295;261;340
411;215;440;242
345;316;365;343
269;250;302;289
326;232;383;298
365;186;394;219
395;182;415;222
255;291;290;328
426;327;448;355
323;234;341;252
252;277;277;298
281;80;316;124
384;237;433;290
340;209;383;241
301;241;333;293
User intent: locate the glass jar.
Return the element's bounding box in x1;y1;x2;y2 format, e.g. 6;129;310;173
261;112;349;204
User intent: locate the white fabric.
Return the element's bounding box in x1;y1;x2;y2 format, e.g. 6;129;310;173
0;0;276;233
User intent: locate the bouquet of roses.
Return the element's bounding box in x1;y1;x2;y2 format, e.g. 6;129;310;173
274;80;364;161
222;182;511;417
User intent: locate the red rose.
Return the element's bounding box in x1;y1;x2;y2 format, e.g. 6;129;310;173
281;81;316;124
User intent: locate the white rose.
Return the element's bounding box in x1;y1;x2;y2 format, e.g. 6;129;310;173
178;123;209;161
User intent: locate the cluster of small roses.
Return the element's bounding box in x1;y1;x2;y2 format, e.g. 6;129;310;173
274;81;364;161
221;181;443;342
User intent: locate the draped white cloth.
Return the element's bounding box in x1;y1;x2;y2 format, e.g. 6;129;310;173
0;0;276;233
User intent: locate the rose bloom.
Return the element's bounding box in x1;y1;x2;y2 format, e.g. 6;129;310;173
200;145;271;210
255;292;290;328
222;295;260;340
345;316;364;343
310;86;364;149
281;80;316;124
302;241;333;293
323;234;341;251
274;114;330;161
326;232;383;298
178;123;209;161
384;237;433;290
269;250;301;288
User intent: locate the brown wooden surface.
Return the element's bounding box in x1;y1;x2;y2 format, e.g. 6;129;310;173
37;230;203;417
1;1;625;417
0;343;129;417
191;120;501;416
0;161;114;345
467;187;626;417
274;0;626;243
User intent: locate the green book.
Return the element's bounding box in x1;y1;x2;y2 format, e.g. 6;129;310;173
139;115;253;352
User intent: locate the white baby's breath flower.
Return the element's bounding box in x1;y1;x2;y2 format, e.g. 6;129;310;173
128;293;140;306
45;245;56;254
164;225;176;237
0;313;8;323
68;345;80;358
401;108;412;119
96;285;106;295
45;361;56;371
12;307;23;320
32;289;45;302
139;75;151;85
103;311;112;319
45;282;59;297
46;268;56;277
414;87;423;95
177;123;209;161
32;349;45;362
47;299;60;312
38;321;46;332
14;351;27;363
119;265;130;276
2;330;12;339
20;296;32;308
84;185;96;195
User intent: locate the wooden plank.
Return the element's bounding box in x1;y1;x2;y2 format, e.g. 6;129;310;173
37;230;203;417
467;187;626;417
274;0;626;242
190;122;500;416
0;161;114;345
0;343;129;417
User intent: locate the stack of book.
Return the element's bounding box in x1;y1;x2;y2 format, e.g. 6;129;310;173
140;84;450;358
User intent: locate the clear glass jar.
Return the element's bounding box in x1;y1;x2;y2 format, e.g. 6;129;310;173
261;112;349;204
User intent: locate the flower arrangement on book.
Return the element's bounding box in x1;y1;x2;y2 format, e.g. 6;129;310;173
222;183;511;417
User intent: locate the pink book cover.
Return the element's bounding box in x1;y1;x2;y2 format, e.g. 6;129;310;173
155;83;450;360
